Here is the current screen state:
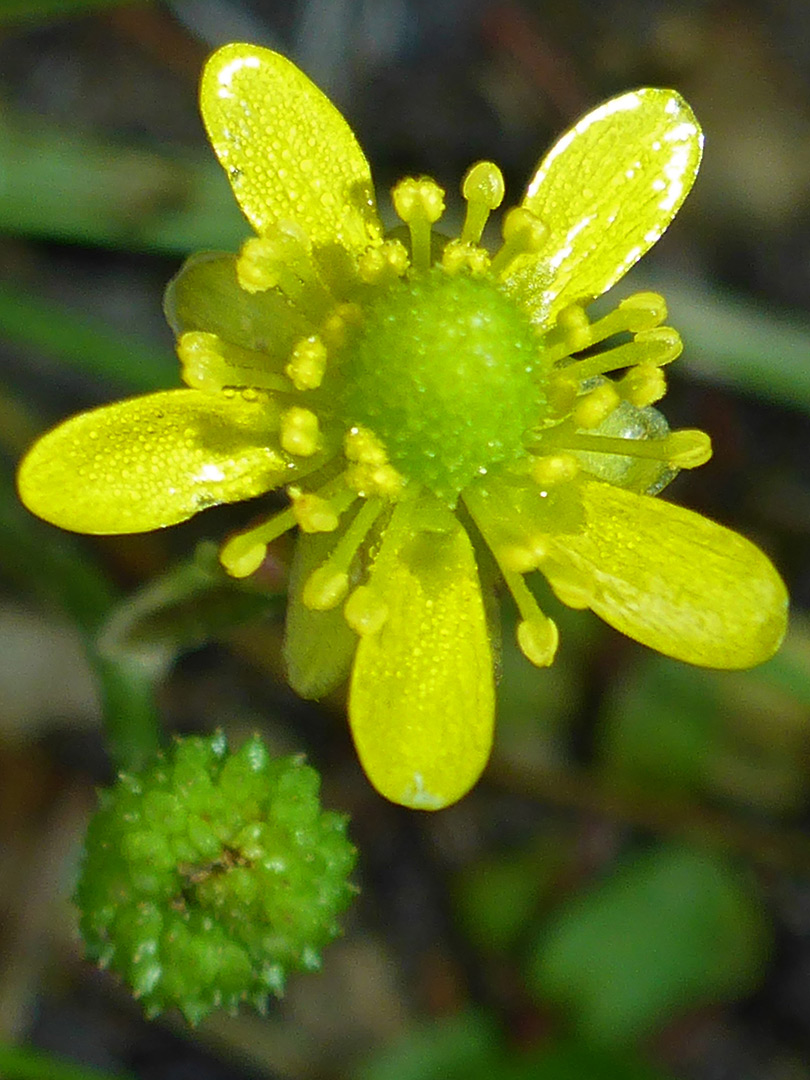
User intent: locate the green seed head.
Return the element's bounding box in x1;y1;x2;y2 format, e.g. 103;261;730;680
337;268;546;503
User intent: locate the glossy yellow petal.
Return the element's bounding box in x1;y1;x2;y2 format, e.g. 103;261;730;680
17;389;293;534
505;89;702;326
552;480;788;668
200;43;381;253
349;497;494;810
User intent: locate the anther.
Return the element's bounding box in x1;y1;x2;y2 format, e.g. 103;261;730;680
320;303;362;349
392;177;446;271
178;332;291;394
440;239;491;276
490;206;548;277
544;292;670;367
302;498;384;611
664;429;713;468
530;453;580;486
344;584;389;636
220;506;298;578
280;407;321;457
357;239;410;284
344;426;388;466
517;616;559;668
236;222;333;315
617;363;666;408
571;382;621;429
285;336;327;391
460;161;505;246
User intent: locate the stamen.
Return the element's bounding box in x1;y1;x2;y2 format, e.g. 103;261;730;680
555;327;682;383
302;497;384;611
220;506;298;578
178;332;292;394
490;207;548;277
236;222;333;316
544;291;669;365
547;429;712;468
617;363;666;408
463;493;558;666
357;239;410;284
280;407;321;457
460;161;505;246
285;336;328;391
392;177;445;271
344;584;389;636
289;486;356;532
343;425;406;498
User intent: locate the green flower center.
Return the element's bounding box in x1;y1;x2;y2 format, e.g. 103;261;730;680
338;268;545;503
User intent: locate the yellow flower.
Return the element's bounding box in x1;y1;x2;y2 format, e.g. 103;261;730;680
18;45;788;810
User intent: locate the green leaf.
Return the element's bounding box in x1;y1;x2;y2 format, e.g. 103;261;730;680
526;844;769;1045
356;1010;501;1080
0;110;248;254
0;1041;134;1080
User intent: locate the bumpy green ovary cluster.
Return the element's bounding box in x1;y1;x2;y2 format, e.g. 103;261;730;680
338;268;545;502
76;733;356;1024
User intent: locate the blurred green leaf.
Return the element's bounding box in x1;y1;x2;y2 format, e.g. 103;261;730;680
356;1010;501;1080
0;111;248;254
0;282;175;393
98;542;278;681
0;1041;134;1080
599;625;810;814
0;0;147;21
453;834;570;954
505;1041;675;1080
526;844;769;1045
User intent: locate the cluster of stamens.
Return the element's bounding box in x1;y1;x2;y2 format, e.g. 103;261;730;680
181;161;712;670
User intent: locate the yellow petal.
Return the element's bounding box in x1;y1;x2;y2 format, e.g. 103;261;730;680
505;89;702;326
200;43;381;253
284;527;358;700
17;389;294;534
349;497;494;809
552;480;788;668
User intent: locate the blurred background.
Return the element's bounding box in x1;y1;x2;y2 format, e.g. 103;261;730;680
1;1;810;1078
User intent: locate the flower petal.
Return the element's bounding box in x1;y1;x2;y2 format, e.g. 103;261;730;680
200;44;381;253
17;389;297;534
284;527;359;700
164;251;311;356
505;89;702;326
349;497;494;809
551;480;788;668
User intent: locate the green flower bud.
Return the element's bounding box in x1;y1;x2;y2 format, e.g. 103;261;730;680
76;733;356;1024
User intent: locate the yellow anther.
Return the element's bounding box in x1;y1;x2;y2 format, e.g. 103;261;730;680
665;429;713;469
618;363;666;408
441;239;491;276
460;161;505;245
344;585;389;636
531;453;580;486
392;176;446;225
491;206;548;276
619;291;668;330
285;336;327;391
547;375;580;416
320;303;362;349
555;303;592;354
280;406;321;457
345;462;404;499
391;176;445;270
358;239;410;284
517;616;559;667
303;565;349;611
219;505;298;579
344;426;388;466
289;490;340;533
236;237;283;293
572;382;621;429
634;326;683;364
219;534;268;578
